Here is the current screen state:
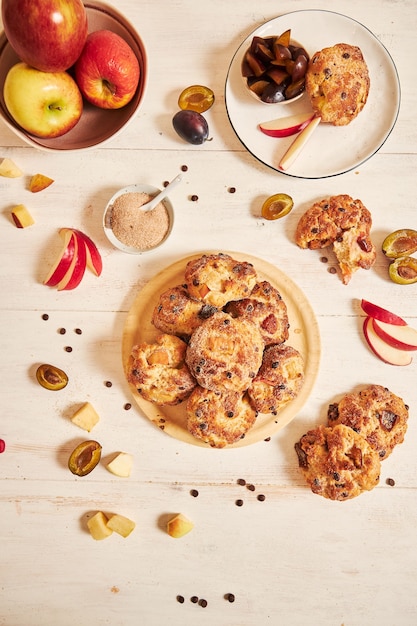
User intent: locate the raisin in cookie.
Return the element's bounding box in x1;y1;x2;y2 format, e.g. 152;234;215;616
185;311;264;393
295;424;381;500
186;386;257;448
247;344;304;414
327;384;409;460
305;43;370;126
295;194;376;284
184;253;257;308
127;334;196;405
152;284;218;340
224;280;289;346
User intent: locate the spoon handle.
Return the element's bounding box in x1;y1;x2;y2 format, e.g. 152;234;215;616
142;174;182;211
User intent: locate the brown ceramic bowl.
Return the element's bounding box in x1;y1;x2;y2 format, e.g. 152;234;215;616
0;1;147;151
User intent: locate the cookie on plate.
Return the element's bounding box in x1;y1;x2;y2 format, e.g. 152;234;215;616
186;386;257;448
247;344;304;414
127;333;196;405
295;194;376;284
295;423;381;500
152;284;218;340
327;384;409;460
224;280;289;346
305;43;370;126
185;311;264;393
184;253;257;308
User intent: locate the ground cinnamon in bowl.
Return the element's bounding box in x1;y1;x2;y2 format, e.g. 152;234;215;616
103;184;174;253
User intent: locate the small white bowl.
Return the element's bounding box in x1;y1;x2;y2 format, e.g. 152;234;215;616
103;183;174;254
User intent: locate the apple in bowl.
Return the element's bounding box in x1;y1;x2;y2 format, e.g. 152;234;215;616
1;0;87;72
3;63;83;138
74;30;140;109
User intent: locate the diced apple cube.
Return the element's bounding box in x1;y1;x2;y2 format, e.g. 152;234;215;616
106;452;133;477
0;157;23;178
29;173;54;193
71;402;100;432
167;513;194;538
11;204;34;228
87;511;113;540
106;514;136;538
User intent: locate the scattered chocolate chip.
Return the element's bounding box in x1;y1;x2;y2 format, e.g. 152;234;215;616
320;257;328;263
228;187;236;193
264;437;271;442
74;328;82;335
176;595;185;603
257;494;266;502
190;195;199;202
386;477;395;486
235;499;244;507
59;328;66;335
328;267;337;274
105;381;113;388
181;165;188;172
237;478;246;486
124;403;132;410
190;489;199;498
199;599;208;608
190;596;199;604
42;313;49;320
226;593;235;603
246;484;255;492
163;180;169;187
64;346;73;352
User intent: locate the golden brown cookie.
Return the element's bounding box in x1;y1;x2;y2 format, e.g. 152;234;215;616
152;284;218;340
295;194;376;284
295;424;381;500
127;334;196;405
184;253;257;308
185;311;264;393
186;386;257;448
305;43;370;126
247;344;304;414
327;384;409;460
224;281;289;346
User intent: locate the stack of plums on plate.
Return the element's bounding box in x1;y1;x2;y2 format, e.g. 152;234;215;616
1;0;141;138
241;29;309;103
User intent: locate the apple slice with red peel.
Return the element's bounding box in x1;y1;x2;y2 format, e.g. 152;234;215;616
360;299;407;326
363;317;412;366
70;229;102;276
258;112;315;137
279;115;321;171
57;232;87;291
44;230;76;287
372;319;417;351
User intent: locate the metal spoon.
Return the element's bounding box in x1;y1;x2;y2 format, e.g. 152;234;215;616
140;174;182;211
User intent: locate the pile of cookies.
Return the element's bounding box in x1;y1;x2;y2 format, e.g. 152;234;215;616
295;384;409;500
127;253;305;447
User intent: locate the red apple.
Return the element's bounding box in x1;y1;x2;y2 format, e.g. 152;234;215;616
258;112;315;137
57;233;87;291
2;0;87;73
278;116;321;171
372;319;417;351
71;229;103;276
74;30;140;109
44;230;76;286
360;299;407;326
362;317;412;366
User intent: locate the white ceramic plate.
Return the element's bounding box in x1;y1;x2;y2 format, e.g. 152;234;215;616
225;10;400;178
122;252;321;448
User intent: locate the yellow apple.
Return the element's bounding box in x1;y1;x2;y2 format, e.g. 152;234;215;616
106;514;136;538
29;173;54;193
0;157;23;178
3;62;83;138
11;204;34;228
106;452;133;478
87;511;113;540
71;402;100;432
167;513;194;538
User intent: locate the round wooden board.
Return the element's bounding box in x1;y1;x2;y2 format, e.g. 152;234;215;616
122;252;321;448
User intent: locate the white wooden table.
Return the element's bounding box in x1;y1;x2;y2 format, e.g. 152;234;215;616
1;1;416;624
